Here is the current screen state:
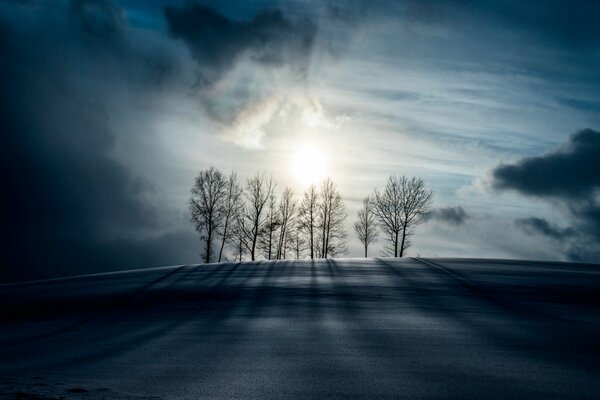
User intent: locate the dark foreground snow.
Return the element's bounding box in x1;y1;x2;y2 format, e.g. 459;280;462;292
1;258;599;399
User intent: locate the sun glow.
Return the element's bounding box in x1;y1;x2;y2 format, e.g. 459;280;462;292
290;144;328;186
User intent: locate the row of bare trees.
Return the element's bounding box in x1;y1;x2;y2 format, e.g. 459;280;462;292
189;168;433;262
189;168;348;263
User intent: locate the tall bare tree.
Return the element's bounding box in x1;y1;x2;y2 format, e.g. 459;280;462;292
370;175;404;257
317;178;347;258
298;185;318;259
231;208;247;262
290;220;308;259
242;173;276;261
189;167;227;263
354;196;378;257
371;175;433;257
276;188;296;260
217;172;243;262
399;176;434;256
258;192;279;260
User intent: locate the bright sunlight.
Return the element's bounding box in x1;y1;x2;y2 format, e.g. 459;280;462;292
290;143;328;186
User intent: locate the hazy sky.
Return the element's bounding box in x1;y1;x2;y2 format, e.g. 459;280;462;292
2;0;600;281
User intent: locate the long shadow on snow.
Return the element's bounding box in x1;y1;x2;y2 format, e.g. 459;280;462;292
0;263;248;371
377;258;600;368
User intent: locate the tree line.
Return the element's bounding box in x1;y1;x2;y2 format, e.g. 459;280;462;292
189;168;433;263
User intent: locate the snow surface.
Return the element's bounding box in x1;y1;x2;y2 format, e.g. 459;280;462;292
1;258;599;399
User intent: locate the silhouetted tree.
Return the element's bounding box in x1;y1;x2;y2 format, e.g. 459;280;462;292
276;187;296;260
217;172;242;262
354;196;378;257
258;192;280;260
232;208;247;262
242;173;276;261
298;185;318;259
291;220;308;259
189;167;227;263
371;175;433;257
399;176;434;256
317;178;347;258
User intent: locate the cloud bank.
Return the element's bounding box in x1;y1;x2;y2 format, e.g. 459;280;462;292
165;3;316;86
492;129;600;199
491;129;600;261
0;0;198;282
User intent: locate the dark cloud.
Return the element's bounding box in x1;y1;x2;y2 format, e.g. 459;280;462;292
165;3;316;86
492;129;600;199
491;129;600;262
425;206;469;226
383;0;600;48
514;217;575;241
0;0;197;283
70;0;126;44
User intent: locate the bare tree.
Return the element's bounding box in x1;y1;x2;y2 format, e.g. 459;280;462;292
242;173;276;261
370;175;433;257
317;178;347;258
370;175;404;257
354;196;378;257
290;220;308;259
258;192;279;260
276;188;296;260
217;172;242;262
298;185;318;259
189;167;227;263
399;176;434;256
231;208;247;262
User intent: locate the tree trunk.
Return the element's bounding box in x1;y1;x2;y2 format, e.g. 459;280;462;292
309;223;314;260
251;215;259;261
394;231;399;257
364;245;368;258
399;227;407;257
325;215;331;259
205;226;212;264
277;220;287;260
321;216;327;259
218;218;229;263
267;228;273;260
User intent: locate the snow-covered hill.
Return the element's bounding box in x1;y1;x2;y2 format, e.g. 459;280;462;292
1;258;599;399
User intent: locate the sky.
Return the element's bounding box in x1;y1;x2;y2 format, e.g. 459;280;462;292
1;0;600;282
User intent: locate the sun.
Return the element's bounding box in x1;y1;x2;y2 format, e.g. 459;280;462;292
290;144;328;186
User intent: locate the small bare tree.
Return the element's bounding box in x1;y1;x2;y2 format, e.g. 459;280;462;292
298;185;319;259
317;178;347;258
354;197;378;257
276;188;296;260
242;173;276;261
217;172;242;262
189;167;227;263
370;175;433;257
